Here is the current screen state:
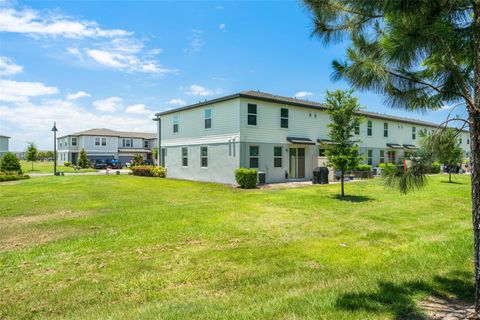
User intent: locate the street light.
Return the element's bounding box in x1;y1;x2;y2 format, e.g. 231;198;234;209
51;122;58;176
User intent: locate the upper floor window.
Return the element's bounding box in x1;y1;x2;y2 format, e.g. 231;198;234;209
383;123;388;138
182;147;188;167
95;137;100;146
204;108;212;129
200;146;208;167
173;115;179;133
459;137;463;144
123;139;132;148
274;146;282;167
412;127;416;140
354;122;360;135
280;108;288;128
247;103;257;126
144;140;149;149
367;120;373;136
249;146;259;168
71;137;77;146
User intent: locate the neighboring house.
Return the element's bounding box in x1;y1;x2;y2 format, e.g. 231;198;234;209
0;135;10;158
154;90;471;185
57;128;157;165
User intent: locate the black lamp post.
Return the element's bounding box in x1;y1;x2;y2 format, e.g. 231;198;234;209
51;122;58;176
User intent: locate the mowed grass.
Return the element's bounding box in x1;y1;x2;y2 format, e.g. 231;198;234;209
20;160;97;174
0;175;473;319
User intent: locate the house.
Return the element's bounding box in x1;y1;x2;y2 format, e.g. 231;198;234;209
57;128;157;165
0;135;10;158
153;91;471;185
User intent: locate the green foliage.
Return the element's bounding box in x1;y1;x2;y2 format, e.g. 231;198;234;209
153;147;158;163
324;90;362;196
235;168;258;189
25;142;38;170
131;154;144;166
0;152;22;174
383;158;428;194
131;166;166;178
37;151;46;160
0;172;30;182
64;161;72;167
356;164;372;172
46;151;54;160
379;163;398;177
77;149;89;169
431;161;441;174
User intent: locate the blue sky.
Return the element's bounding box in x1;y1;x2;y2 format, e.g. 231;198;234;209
0;0;461;150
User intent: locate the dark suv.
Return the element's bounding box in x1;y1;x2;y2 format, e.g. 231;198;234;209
91;159;107;169
105;159;123;169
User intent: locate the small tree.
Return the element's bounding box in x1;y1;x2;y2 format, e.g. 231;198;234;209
37;151;46;161
25;142;38;171
131;154;144;166
153;147;158;164
0;152;22;174
46;151;54;161
423;128;464;183
77;149;89;168
324;90;362;197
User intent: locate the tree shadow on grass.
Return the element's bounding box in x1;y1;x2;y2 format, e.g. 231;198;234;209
330;194;374;202
335;271;474;319
440;180;465;185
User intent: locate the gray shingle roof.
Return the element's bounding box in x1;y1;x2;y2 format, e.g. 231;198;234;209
0;135;10;139
155;90;467;130
59;128;156;139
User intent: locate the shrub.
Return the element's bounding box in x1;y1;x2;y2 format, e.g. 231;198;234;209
235;168;258;189
0;172;30;182
131;166;166;178
64;161;72;167
78;149;90;168
0;152;22;174
431;161;441;174
356;164;372;172
131;154;144;167
379;163;398;177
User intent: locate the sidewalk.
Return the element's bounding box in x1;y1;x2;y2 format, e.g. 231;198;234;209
28;169;131;177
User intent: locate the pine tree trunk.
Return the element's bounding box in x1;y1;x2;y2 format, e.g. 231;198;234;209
341;170;345;197
472;111;480;313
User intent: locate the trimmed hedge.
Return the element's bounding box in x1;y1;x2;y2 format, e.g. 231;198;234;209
131;166;166;178
356;164;372;172
235;168;258;189
431;161;441;174
0;173;30;182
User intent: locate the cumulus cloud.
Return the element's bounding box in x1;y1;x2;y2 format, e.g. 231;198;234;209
0;56;23;76
184;84;221;96
92;97;122;112
0;79;58;102
168;99;186;106
294;91;313;98
125;103;151;114
66;91;90;100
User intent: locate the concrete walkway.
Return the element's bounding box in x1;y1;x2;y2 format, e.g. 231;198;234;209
28;169;131;177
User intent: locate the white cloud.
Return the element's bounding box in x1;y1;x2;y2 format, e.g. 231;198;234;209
185;29;204;53
294;91;313;98
125;103;151;114
92;97;122;112
0;56;23;76
219;23;226;31
0;98;155;150
0;79;58;102
66;91;90;100
168;99;186;106
184;84;221;96
0;7;130;38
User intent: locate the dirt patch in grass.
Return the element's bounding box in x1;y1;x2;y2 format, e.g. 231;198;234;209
419;296;476;319
1;210;91;224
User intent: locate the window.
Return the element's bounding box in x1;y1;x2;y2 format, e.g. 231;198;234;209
200;146;208;167
412;127;416;140
123;139;132;148
247;103;257;126
367;120;373;136
383;123;388;138
319;148;326;157
71;137;77;146
380;150;385;163
95;137;100;146
249;146;259;168
280;108;288;128
173;115;179;133
387;150;396;164
144;140;149;149
101;138;107;146
182;147;188;166
367;150;373;165
204;108;212;129
467;138;470;145
274;146;282;167
354;123;360;135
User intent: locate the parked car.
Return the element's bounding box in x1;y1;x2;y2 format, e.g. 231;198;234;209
91;159;107;169
105;159;123;169
144;159;154;166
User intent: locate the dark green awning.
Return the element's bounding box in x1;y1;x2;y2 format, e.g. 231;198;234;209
286;137;316;145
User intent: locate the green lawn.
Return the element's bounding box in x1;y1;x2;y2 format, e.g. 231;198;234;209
0;175;473;319
20;160;97;174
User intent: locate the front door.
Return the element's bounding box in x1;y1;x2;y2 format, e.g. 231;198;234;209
289;148;305;179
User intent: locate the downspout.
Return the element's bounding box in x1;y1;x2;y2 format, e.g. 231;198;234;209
155;115;162;166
